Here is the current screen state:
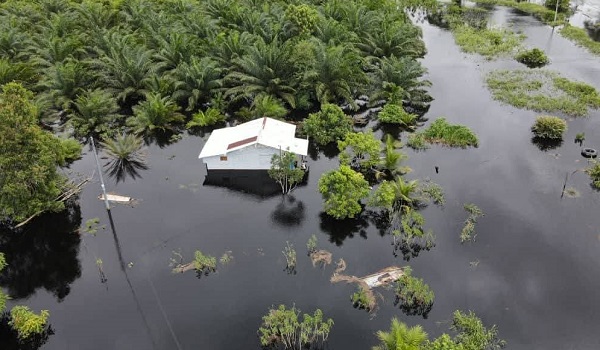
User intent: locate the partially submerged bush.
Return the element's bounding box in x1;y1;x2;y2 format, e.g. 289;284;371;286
531;115;567;140
303;104;352;145
515;48;549;68
585;162;600;189
9;306;50;340
394;266;434;318
193;250;217;275
259;305;333;350
351;285;376;312
461;204;485;243
406;133;429;150
421;118;479;148
318;165;370;219
377;103;418;127
486;69;600;116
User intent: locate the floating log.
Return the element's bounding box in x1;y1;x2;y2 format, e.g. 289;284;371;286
98;193;133;203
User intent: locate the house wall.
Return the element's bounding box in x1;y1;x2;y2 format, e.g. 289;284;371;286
203;145;282;170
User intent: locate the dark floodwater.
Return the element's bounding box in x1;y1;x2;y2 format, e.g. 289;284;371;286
4;7;600;350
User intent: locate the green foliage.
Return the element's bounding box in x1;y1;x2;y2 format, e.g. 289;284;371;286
544;0;569;13
452;25;524;60
377;134;410;179
282;241;297;273
370;177;421;211
259;305;333;349
268;150;305;194
468;0;567;25
318;165;370;219
186;108;226;128
101;133;146;171
60;138;82;162
82;217;105;235
461;204;484;243
585;162;600;189
421;181;445;206
0;252;6;311
575;132;585;143
306;234;318;254
338;130;381;169
9;306;50;340
421;118;479;148
219;251;233;265
0;83;71;222
395;266;435;316
515;48;549;68
377;103;418;127
193;250;217;273
451;311;506;350
303;104;353;145
406;133;429;150
531;115;567;140
373;318;428;350
236;94;288;121
486;69;600;117
351;285;375;312
128;93;185;133
560;25;600;56
70;89;121;137
285;4;319;36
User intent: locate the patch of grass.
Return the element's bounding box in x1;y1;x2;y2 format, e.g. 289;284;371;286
515;48;549;68
469;0;567;25
531;115;567;140
585;162;600;190
420;118;479;148
461;204;484;243
560;25;600;56
453;25;525;59
486;69;600;117
406;132;429;150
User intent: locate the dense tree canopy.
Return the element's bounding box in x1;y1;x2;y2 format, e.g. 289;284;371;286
0;83;80;223
318;165;370;219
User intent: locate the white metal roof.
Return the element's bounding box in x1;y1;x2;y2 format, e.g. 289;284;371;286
198;117;309;158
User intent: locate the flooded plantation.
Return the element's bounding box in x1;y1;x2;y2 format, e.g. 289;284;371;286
3;2;600;350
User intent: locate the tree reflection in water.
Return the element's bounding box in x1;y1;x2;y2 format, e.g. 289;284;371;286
271;196;306;227
319;211;369;246
0;204;82;301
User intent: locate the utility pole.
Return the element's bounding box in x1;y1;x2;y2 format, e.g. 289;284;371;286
553;0;560;24
90;137;110;210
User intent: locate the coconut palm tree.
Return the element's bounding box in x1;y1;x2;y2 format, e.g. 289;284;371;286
384;176;421;212
373;318;428;350
224;38;297;108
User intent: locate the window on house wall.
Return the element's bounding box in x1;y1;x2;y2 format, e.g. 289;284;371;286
220;155;228;161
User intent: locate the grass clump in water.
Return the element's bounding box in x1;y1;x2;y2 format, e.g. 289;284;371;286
351;285;376;312
531;115;567;140
420;118;479;148
560;25;600;56
515;48;549;68
406;133;429;150
486;69;600;117
194;250;217;275
461;204;484;243
452;25;524;59
377;103;418;127
585;162;600;190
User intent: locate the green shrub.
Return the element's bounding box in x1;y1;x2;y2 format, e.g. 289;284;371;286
544;0;569;14
515;48;549;68
259;305;333;349
193;250;217;273
351;286;375;311
531;115;567;139
377;103;418;127
486;69;600;116
585;162;600;189
422;118;479;148
395;266;434;316
9;306;50;339
186;108;226;128
303;104;353;145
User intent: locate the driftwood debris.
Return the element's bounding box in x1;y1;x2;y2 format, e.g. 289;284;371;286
310;250;332;267
98;193;134;203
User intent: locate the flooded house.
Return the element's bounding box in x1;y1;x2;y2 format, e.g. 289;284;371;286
199;117;309;195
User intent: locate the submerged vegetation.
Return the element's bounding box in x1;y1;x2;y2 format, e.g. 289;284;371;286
515;48;549;68
453;25;524;59
352;285;376;312
461;204;485;243
258;305;333;350
468;0;568;25
410;118;479;149
560;25;600;56
585;162;600;190
283;241;297;274
486;70;600;117
394;267;434;318
531;115;567;140
318;165;370;219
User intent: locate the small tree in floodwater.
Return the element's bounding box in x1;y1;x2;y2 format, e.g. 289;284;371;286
258;305;333;350
269;150;305;194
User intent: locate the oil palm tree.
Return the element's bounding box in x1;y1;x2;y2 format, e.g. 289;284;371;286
29;34;86;68
0;59;36;87
225;38;297;108
373;318;428;350
210;30;255;68
377;135;409;180
358;22;426;59
127;92;185;134
304;42;366;107
70;89;121;137
101;133;148;183
172;57;223;111
370;56;432;107
74;0;119;31
36;59;91;110
0;26;31;61
152;32;203;72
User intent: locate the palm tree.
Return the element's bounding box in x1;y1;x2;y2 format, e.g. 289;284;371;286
0;59;36;87
304;42;366;107
236;93;288;121
0;26;31;61
171;57;223;111
29;34;86;68
152;32;203;72
36;59;91;110
74;0;119;31
210;30;255;67
70;89;122;137
127;92;185;133
370;56;432;107
224;38;297;108
358;23;426;59
100;133;148;183
373;318;428;350
388;176;420;211
377;135;409;180
92;33;157;103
